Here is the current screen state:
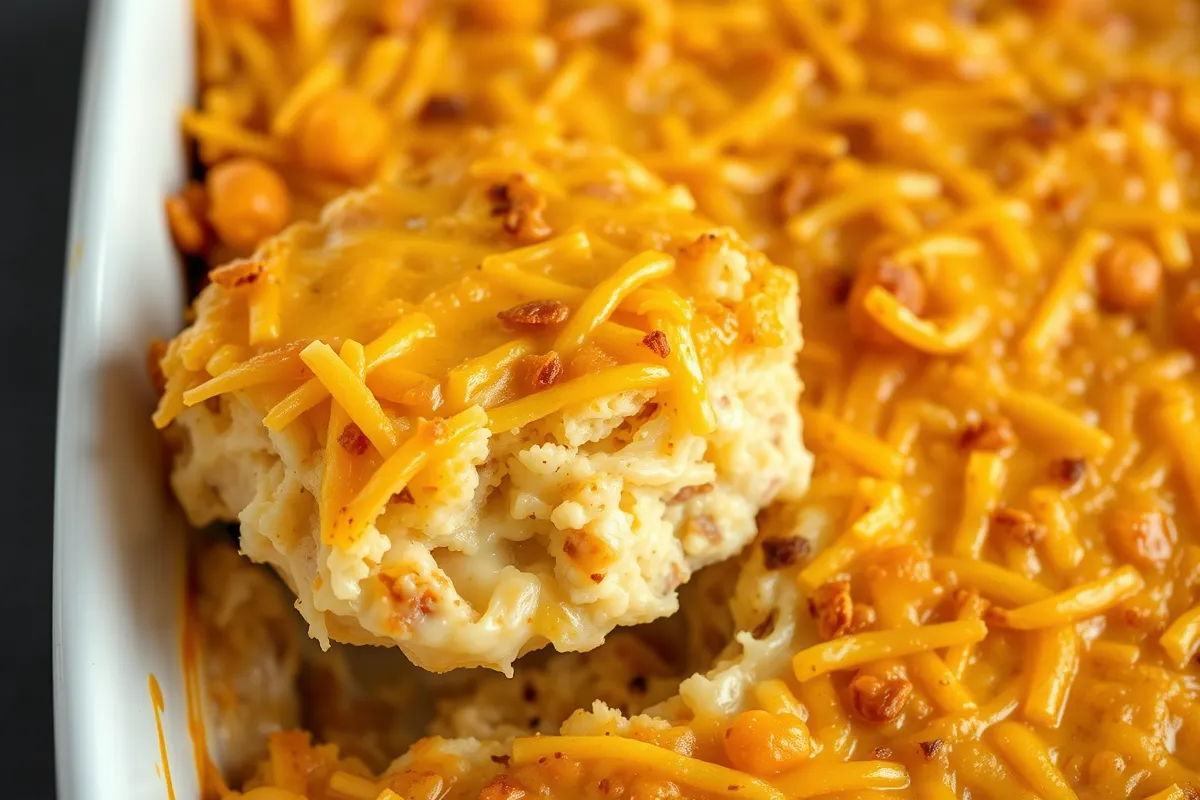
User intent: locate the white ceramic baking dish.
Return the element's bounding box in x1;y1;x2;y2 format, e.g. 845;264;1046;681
53;1;202;798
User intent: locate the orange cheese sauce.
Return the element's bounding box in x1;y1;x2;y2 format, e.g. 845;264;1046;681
176;1;1200;798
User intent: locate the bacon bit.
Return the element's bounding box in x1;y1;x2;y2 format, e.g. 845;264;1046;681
919;739;944;759
809;580;854;639
488;175;551;244
642;329;671;358
989;507;1045;547
1051;457;1087;487
164;184;209;255
960;417;1016;452
418;94;465;122
479;774;527;800
497;299;570;329
146;339;168;393
338;423;370;455
874;746;894;760
762;536;810;570
850;674;912;723
848;251;928;348
751;609;778;639
1105;506;1173;569
671;483;714;503
490;754;511;766
377;572;437;633
525;351;563;390
590;572;605;583
391;487;414;504
208;258;268;289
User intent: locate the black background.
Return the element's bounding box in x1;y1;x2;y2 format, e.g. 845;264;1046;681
2;0;90;795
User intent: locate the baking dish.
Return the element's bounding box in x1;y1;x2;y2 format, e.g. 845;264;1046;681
53;1;201;798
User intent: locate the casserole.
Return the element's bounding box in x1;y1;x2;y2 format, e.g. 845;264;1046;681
54;1;202;798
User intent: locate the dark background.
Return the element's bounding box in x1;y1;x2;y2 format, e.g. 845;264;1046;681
2;0;91;795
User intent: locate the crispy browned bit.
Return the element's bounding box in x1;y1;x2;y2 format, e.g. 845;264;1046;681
809;580;854;639
526;351;563;390
488;175;552;244
378;0;429;31
752;609;778;639
642;329;671;358
848;251;927;348
959;417;1016;452
479;774;527;800
828;272;855;305
490;754;511;766
207;258;267;289
1023;110;1070;147
850;674;912;724
762;536;811;570
497;299;570;329
1052;457;1088;487
391;487;415;504
590;572;605;583
597;777;612;794
671;482;714;503
562;530;616;572
919;739;944;759
1105;506;1173;569
989;507;1045;547
874;746;894;759
146;339;168;394
164;184;209;255
378;573;437;633
1096;239;1162;313
1176;290;1200;354
338;423;370;456
418;94;465;122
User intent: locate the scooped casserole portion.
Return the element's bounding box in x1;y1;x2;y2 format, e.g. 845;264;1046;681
153;132;811;674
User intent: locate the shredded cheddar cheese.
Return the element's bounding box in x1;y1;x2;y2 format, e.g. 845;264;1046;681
168;1;1200;798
